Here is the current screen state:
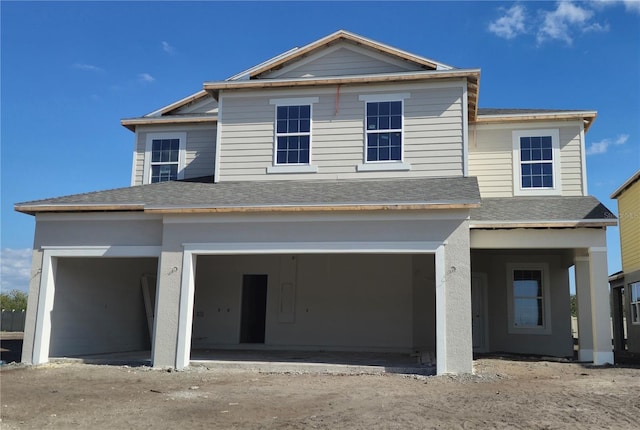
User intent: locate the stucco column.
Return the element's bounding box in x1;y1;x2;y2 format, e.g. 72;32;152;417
574;256;594;362
436;221;473;374
21;249;44;364
588;248;614;365
151;249;184;368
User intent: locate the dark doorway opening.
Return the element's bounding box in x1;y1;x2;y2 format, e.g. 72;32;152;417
240;274;268;343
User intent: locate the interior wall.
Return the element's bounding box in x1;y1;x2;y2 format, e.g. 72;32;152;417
192;254;422;352
49;257;158;357
412;254;436;351
471;251;573;357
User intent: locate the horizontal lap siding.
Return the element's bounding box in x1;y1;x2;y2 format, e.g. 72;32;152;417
218;83;465;181
133;125;216;185
469;123;585;197
619;181;640;272
267;47;415;79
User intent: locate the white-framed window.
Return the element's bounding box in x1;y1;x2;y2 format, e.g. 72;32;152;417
506;263;552;334
512;129;562;196
357;93;411;172
267;97;318;174
143;132;186;184
631;282;640;324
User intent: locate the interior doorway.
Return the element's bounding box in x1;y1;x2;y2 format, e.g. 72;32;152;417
240;274;268;343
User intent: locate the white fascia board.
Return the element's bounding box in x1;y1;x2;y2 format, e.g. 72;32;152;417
182;241;444;255
477;111;597;120
469;219;617;228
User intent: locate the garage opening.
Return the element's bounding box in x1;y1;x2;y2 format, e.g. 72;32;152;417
48;257;158;361
240;274;268;343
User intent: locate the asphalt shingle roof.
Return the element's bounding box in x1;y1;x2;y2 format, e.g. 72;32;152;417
16;176;481;214
470;196;615;222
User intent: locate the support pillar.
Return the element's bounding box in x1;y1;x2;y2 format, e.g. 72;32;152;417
436;222;472;374
151;249;185;368
574;257;593;362
588;248;614;365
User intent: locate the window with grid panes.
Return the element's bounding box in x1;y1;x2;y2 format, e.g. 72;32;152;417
275;105;311;165
365;101;402;162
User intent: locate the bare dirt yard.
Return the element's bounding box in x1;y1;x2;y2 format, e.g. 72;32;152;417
1;357;639;429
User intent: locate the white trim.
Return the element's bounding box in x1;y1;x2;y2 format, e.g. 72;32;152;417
435;245;447;375
579;122;588;195
30;246;161;365
477;111;597;120
512;129;562;196
462;81;469;177
267;165;318;174
356;162;410;172
358;93;411;102
589;247;608;254
473;120;583;131
130;144;137;186
143;132;187;184
506;262;552;335
183;241;443;255
269;97;319;105
163;210;471;224
214;94;223;183
469;219;617;228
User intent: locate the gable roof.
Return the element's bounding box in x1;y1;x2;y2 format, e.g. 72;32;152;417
610;169;640;199
227;30;454;81
15;177;480;215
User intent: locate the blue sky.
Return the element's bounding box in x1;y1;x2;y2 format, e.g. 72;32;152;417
1;1;639;293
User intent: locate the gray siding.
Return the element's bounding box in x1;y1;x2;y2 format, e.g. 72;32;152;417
267;46;418;79
468;123;585;197
219;82;464;181
133;124;216;185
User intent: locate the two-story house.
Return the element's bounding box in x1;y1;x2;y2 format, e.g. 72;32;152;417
16;31;616;374
610;170;640;357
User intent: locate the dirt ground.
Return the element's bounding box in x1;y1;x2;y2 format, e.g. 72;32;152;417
1;357;639;430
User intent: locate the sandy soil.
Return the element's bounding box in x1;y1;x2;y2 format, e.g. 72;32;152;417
1;358;639;429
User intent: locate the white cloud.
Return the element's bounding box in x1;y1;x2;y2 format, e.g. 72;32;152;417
0;249;32;293
623;0;640;13
586;133;629;155
72;63;104;72
488;4;527;39
138;73;155;83
537;2;597;44
162;41;176;55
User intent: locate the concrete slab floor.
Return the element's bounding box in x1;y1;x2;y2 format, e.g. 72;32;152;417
49;349;436;375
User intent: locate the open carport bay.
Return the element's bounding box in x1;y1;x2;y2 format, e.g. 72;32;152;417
48;257;158;359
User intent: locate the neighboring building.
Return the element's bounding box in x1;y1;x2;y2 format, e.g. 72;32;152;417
610;170;640;355
16;31;616;374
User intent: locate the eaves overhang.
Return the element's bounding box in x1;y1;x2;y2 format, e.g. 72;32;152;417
474;110;597;132
470;219;617;229
120;115;218;132
610;169;640;199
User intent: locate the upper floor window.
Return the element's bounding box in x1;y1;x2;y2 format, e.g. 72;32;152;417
267;97;318;174
366;101;402;162
276;105;311;164
512;129;561;196
357;93;411;172
143;132;186;184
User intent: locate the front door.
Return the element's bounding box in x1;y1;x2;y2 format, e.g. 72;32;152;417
471;273;488;352
240;274;268;343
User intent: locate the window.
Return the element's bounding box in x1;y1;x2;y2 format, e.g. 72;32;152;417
512;129;561;196
357;93;411;172
267;97;318;174
631;282;640;324
143;132;186;184
366;101;402;162
151;138;180;182
276;105;311;165
507;263;551;334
